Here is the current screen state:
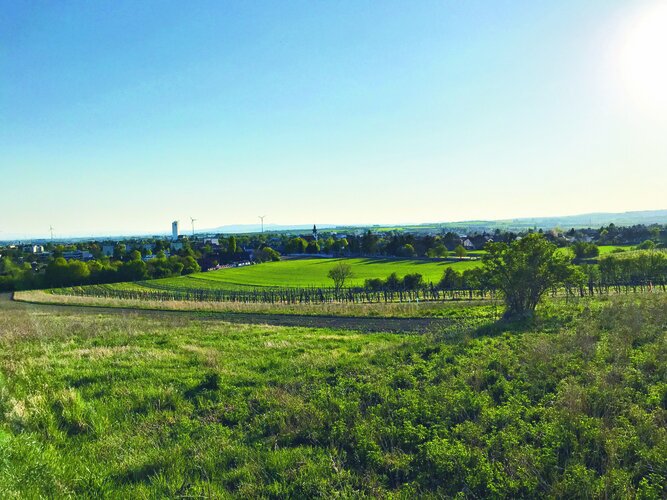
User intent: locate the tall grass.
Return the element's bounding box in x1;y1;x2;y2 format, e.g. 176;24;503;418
15;289;494;318
0;294;665;497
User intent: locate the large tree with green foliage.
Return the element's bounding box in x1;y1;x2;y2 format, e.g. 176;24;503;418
255;247;281;263
118;259;148;281
285;237;307;254
427;243;448;258
571;241;599;260
44;258;91;287
181;256;201;275
483;234;580;319
454;244;467;259
227;236;238;255
306;240;320;254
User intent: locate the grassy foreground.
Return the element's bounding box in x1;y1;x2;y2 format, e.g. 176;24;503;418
0;294;666;497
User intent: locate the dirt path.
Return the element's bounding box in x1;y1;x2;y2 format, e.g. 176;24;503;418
5;293;453;333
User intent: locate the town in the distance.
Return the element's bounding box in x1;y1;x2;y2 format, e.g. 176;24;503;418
1;210;665;293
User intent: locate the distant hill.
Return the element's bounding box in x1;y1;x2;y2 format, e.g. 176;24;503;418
499;209;667;229
206;223;336;234
484;209;667;230
208;210;667;236
4;210;666;243
328;210;667;234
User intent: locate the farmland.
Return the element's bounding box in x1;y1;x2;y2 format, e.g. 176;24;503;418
150;251;635;294
1;293;665;497
122;257;481;292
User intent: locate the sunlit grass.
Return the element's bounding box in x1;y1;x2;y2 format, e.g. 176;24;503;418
141;257;482;291
1;293;665;496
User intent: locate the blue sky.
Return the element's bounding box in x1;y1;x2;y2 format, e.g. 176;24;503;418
2;0;666;238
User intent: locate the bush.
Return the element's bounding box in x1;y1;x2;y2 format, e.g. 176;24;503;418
402;273;423;291
483;234;581;318
364;278;385;291
571;242;599;259
362;272;424;291
439;268;462;290
637;239;657;250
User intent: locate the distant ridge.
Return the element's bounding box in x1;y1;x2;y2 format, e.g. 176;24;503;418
207;224;336;234
495;209;667;229
3;210;666;242
208;210;667;235
328;209;667;233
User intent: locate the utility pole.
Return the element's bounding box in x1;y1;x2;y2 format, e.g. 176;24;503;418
258;215;266;233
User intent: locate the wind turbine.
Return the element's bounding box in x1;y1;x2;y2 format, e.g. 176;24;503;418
190;216;197;237
258;215;266;233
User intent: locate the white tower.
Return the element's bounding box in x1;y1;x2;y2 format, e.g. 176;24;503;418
172;221;179;241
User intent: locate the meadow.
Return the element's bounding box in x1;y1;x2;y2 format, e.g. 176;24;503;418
132;257;481;292
555;244;630;258
0;293;665;497
181;257;480;288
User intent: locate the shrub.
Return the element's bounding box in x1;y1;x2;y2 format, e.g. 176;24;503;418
483;234;581;318
572;242;599;259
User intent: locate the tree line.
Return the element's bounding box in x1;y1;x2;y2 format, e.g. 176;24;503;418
0;252;200;291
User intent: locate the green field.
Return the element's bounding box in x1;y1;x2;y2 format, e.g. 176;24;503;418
556;245;632;258
137;257;482;291
597;244;631;254
1;294;665;497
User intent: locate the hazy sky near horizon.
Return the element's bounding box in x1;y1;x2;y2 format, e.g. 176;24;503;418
2;0;667;238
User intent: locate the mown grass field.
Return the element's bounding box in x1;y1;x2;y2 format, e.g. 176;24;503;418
137;257;482;292
0;293;665;497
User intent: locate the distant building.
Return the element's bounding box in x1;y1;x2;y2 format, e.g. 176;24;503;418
172;221;179;241
171;242;184;252
62;250;94;261
102;244;115;257
462;239;476;250
23;245;44;254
